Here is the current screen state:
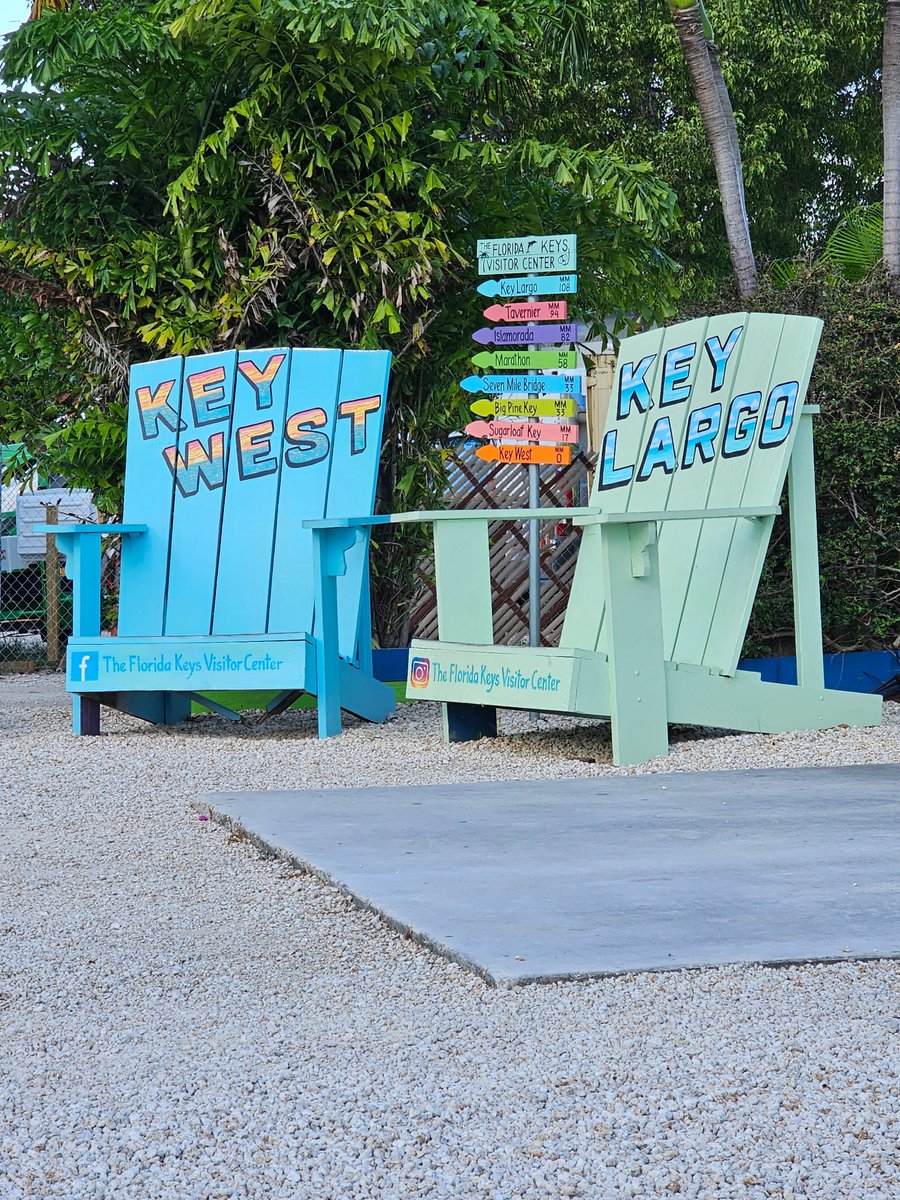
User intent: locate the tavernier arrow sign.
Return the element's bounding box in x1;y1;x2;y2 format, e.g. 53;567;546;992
477;274;577;299
460;373;583;396
466;419;579;443
472;349;579;371
483;301;568;323
470;397;577;419
476;234;576;277
472;323;579;346
476;444;573;466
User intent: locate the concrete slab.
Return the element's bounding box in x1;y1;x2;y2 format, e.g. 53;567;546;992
204;766;900;985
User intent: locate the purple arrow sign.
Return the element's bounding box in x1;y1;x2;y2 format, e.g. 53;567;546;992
472;322;579;346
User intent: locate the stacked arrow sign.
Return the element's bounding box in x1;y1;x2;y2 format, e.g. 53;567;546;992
464;234;582;466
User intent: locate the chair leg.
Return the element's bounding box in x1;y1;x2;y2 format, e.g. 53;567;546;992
442;702;497;743
74;696;101;736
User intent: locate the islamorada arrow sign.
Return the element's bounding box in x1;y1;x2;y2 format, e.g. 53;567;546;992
460;373;583;396
472;349;579;371
476;234;576;277
470;397;577;419
484;301;569;323
466;419;579;443
476;444;573;466
472;323;579;346
477;274;577;299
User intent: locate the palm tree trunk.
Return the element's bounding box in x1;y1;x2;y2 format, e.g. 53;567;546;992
670;2;757;297
884;0;900;280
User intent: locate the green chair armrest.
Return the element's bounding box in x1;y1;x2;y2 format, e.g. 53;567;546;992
304;507;598;530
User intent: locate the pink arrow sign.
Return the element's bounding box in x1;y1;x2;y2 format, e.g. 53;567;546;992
466;419;579;444
483;300;569;323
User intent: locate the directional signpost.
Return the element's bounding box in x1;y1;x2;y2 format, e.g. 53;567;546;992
477;274;577;299
462;232;585;646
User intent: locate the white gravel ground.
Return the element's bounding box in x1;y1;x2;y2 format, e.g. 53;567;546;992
2;673;900;1199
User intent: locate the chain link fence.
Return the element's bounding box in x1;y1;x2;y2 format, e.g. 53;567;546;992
0;509;73;673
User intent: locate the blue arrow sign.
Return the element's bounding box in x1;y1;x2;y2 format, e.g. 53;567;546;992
476;274;578;299
459;374;584;397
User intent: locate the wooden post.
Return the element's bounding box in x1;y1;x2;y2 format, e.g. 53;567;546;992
44;504;61;666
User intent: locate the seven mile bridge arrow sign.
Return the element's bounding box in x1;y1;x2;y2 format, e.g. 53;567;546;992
476;274;577;299
471;349;579;371
460;373;583;396
476;234;576;276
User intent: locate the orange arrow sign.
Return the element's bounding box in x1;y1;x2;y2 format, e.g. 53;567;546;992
466;419;579;443
476;444;573;466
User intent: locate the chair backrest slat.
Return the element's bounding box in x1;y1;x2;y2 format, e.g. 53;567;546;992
118;355;184;637
560;312;822;672
212;348;292;635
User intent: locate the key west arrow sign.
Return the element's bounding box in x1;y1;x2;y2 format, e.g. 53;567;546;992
476;444;573;465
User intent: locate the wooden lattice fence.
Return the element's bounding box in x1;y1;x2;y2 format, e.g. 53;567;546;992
410;442;597;647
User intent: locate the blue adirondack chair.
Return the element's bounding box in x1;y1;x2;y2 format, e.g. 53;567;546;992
42;347;395;736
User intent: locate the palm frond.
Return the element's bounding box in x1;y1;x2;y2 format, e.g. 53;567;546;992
822;203;884;282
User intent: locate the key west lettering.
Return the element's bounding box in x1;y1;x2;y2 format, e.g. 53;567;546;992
134;352;383;498
598;325;800;490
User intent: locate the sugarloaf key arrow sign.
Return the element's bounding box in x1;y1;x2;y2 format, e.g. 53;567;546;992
466;419;578;443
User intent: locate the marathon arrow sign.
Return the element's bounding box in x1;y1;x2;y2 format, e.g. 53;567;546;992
471;349;579;371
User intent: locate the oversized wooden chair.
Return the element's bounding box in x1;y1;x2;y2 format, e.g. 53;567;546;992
308;313;881;764
42;347;395;736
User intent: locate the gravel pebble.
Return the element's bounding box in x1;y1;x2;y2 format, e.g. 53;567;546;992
2;674;899;1198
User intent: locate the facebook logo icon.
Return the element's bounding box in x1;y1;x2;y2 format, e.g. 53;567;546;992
71;652;99;683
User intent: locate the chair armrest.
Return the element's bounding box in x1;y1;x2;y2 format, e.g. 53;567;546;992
573;506;781;526
304;507;597;530
32;523;148;535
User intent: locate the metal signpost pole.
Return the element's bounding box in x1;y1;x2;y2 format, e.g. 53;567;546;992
527;298;541;648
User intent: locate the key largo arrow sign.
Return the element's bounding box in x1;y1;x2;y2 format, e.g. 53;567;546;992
459;374;583;396
472;323;579;346
472;349;579;371
476;444;573;466
466;419;579;443
477;274;577;298
483;301;569;323
470;397;577;419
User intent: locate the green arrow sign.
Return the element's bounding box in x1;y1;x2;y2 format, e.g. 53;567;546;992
470;396;577;419
471;349;579;371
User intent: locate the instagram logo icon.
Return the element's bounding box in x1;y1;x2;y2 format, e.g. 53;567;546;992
409;656;431;688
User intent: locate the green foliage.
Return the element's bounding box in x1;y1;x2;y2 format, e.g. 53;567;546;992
530;0;884;284
821;202;884;282
683;263;900;654
0;0;682;642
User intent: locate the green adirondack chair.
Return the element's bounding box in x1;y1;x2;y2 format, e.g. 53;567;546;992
308;312;882;764
38;346;396;737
